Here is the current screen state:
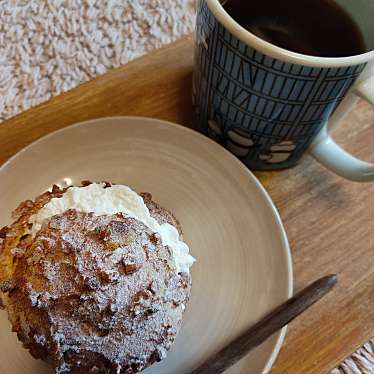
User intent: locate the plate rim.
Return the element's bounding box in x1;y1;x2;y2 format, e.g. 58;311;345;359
0;116;293;374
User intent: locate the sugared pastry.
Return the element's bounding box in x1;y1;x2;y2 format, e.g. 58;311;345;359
0;182;195;373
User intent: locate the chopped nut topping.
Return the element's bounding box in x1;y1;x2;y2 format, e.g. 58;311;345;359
84;277;100;291
0;280;15;293
81;180;92;187
121;262;138;275
108;302;118;315
149;232;160;245
0;226;8;239
105;242;118;251
51;185;62;194
121;231;134;246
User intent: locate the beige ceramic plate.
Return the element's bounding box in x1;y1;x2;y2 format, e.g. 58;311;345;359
0;117;292;374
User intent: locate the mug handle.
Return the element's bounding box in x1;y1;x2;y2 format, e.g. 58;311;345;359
308;75;374;182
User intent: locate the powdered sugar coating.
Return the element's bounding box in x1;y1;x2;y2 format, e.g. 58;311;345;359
0;185;192;373
28;183;195;274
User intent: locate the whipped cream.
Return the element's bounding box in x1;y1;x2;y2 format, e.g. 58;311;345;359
29;183;195;274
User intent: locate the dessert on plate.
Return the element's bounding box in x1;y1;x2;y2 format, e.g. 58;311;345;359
0;181;195;373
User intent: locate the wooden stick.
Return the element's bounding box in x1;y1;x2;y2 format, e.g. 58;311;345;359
191;274;338;374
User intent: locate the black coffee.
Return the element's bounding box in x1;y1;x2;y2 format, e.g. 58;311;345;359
223;0;366;57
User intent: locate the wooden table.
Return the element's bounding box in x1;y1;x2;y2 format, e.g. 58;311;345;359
1;36;373;373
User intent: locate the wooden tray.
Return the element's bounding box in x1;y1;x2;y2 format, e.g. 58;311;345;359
1;36;374;373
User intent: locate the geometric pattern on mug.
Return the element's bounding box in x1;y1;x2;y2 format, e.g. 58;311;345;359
194;0;367;169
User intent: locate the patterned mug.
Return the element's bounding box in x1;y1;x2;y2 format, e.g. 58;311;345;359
193;0;374;181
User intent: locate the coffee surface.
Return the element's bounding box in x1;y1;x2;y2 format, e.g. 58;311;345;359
224;0;366;57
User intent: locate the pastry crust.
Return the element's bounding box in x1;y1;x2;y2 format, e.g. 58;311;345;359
0;183;191;373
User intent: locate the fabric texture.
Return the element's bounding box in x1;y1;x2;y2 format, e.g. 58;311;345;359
0;0;195;121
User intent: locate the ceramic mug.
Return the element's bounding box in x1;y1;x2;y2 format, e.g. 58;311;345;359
193;0;374;181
